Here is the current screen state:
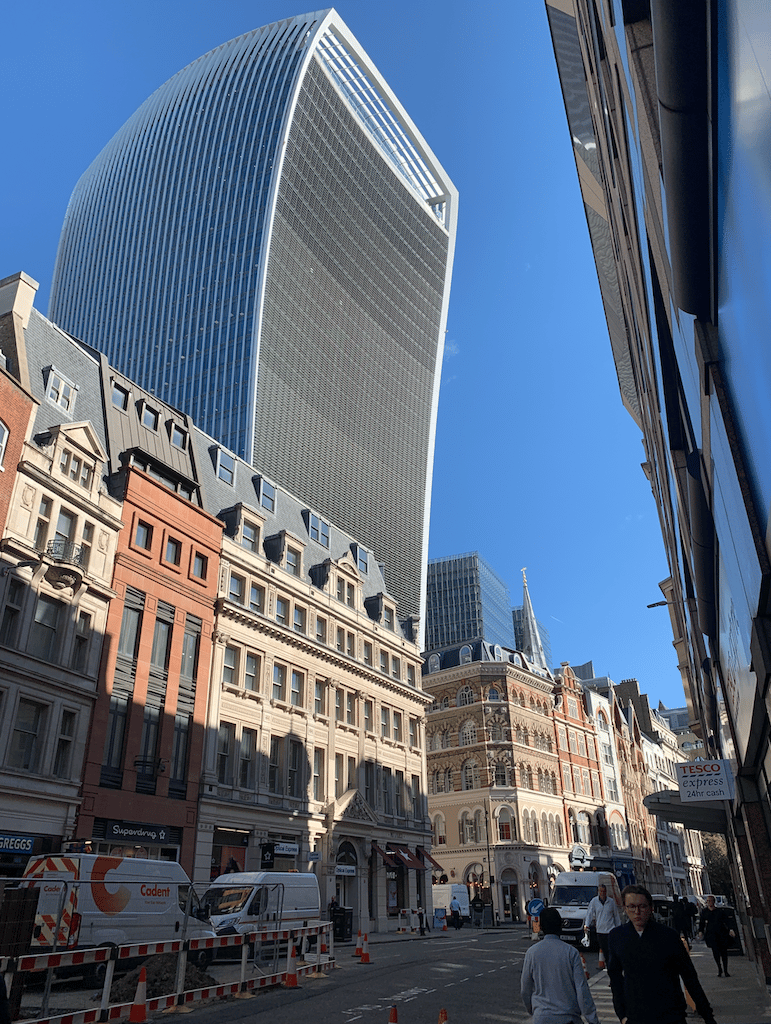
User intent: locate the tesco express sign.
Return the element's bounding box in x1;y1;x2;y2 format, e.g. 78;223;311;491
676;760;735;802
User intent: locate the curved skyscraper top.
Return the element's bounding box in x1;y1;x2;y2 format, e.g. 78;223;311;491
50;9;457;624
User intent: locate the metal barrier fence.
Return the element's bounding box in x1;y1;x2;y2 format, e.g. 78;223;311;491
1;922;335;1024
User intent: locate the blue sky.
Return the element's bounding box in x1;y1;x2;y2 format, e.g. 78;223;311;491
1;0;684;708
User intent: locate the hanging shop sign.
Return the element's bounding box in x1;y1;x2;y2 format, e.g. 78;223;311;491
675;760;735;802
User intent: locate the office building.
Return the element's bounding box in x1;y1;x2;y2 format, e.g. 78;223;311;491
547;0;771;978
49;9;458;626
425;553;516;654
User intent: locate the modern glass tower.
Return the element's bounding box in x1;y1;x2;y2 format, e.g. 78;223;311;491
49;9;457;624
425;553;516;653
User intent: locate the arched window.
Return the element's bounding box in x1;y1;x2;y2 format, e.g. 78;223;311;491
487;687;500;701
460;811;476;844
541;812;549;844
522;810;531;843
458;684;474;706
489;721;503;741
475;809;485;842
569;809;578;842
555;817;564;846
459;720;477;746
428;654;441;673
493;762;507;786
432;770;444;794
523;764;533;789
441;696;449;709
578;812;591;845
446;768;454;792
0;420;8;468
462;760;480;790
531;811;539;843
460;644;472;664
440;729;451;749
537;768;545;791
433;814;446;846
428;732;439;751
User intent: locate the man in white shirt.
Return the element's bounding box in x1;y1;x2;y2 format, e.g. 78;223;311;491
584;884;621;967
521;907;600;1024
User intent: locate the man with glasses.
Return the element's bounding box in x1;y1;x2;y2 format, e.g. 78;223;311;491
607;885;716;1024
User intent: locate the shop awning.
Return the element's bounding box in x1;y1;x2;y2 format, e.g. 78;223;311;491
643;790;729;834
387;846;424;870
371;842;398;867
417;846;444;871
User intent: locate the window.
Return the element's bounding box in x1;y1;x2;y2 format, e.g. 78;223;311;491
285;546;301;577
81;522;94;571
363;641;373;666
192;551;207;579
111;381;129;410
34;496;53;550
395;771;404;815
381;707;390;738
563;764;572;792
141;403;159;431
260;479;276;512
407;664;416;686
334;753;344;798
316;616;327;643
336;627;345;652
409;718;417;747
460;645;472;665
347;756;357;790
8;699;46;771
272;664;286;701
217;449;235;484
165;537;182;566
217;723;235;784
458;685;474;706
364;700;372;732
0;578;25;647
383;606;394;629
577;732;587;757
244;652;260;691
291;670;304;707
223;646;238;686
53;710;77;778
498;808;513;841
313;748;324;800
275;597;288;625
335;689;343;721
241;520;259;551
135;520;153;550
249;583;264;613
382;767;393;814
357;548;368;574
170;423;187;449
309;513;329;547
380;650;388;674
568;730;578;754
346;692;355;725
59;449;93;489
459;720;477;746
47;369;76;411
314;680;326;716
30;594;63;662
71;610;91;673
269;736;283;792
239;728;257;788
391;656;400;680
0;421;7;467
293;606;306;634
288;739;303;797
567;696;579;719
393;712;402;742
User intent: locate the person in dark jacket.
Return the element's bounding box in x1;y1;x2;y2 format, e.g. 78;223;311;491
607;884;716;1024
672;897;692;945
699;895;735;977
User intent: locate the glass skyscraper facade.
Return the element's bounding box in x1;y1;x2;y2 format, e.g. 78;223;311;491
49;10;457;623
425;553;515;653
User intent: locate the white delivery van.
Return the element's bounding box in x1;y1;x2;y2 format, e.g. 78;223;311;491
430;883;470;923
201;871;321;953
22;854;215;980
549;871;622;945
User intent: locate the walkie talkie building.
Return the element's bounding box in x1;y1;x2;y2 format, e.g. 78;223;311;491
50;9;457;624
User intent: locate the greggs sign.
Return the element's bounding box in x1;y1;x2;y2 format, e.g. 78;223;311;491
675;760;735;802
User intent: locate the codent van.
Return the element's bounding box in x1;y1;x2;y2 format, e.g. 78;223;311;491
201;871;321;951
22;854;215;980
430;883;470;923
549;871;623;945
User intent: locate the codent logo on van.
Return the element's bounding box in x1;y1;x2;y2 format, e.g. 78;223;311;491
91;857;131;916
141;884;170;897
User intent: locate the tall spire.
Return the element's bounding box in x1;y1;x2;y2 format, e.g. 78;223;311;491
519;569;548;670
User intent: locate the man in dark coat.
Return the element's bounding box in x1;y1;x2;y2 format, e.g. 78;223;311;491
607;884;716;1024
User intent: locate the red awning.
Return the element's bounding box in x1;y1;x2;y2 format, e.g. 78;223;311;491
387;846;424;870
417;846;444;872
371;842;397;867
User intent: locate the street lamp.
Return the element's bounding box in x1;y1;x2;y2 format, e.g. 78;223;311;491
484;798;496;926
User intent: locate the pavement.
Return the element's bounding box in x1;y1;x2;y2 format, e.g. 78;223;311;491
338;924;771;1023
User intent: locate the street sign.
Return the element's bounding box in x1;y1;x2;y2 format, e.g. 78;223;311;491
675;760;735;802
527;898;545;917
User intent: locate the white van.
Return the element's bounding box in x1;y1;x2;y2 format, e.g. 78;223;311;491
549;871;622;945
201;871;321;950
431;883;470;923
22;854;216;980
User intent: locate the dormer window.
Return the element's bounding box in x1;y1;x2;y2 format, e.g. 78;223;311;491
286;546;301;577
59;449;94;490
217;448;236;485
169;422;187;449
141;403;160;431
46;368;77;413
258;477;276;512
241;519;259;552
383;606;394;630
357;548;369;574
308;513;330;547
111;381;130;410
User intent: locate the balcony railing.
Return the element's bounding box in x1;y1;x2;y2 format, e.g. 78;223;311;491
46;539;84;564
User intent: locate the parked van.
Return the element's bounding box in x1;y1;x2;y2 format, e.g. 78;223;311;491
22;854;216;980
549;871;622;945
430;883;470;923
200;871;321;951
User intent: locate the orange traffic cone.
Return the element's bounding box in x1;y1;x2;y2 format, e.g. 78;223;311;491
359;933;371;964
438;1010;448;1024
353;930;363;956
580;953;589;979
284;944;299;987
321;934;328;953
598;947;605;970
129;966;147;1023
389;1007;398;1023
442;914;448;931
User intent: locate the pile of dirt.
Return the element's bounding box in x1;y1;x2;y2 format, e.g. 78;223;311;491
109;954;218;1004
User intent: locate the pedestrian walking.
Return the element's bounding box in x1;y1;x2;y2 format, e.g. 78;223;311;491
698;896;735;977
521;906;600;1024
607;884;716;1024
672;898;692;946
583;883;621;967
449;895;462;930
